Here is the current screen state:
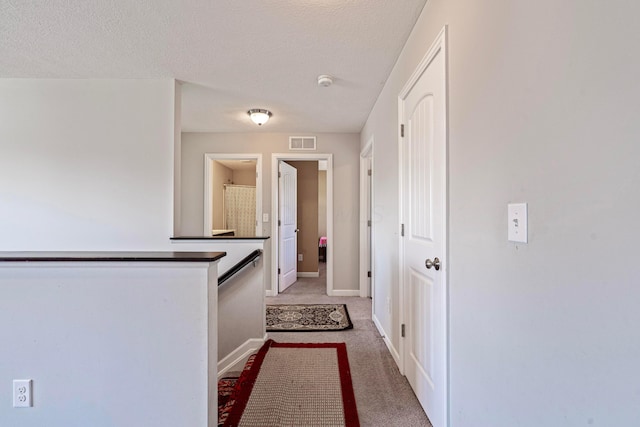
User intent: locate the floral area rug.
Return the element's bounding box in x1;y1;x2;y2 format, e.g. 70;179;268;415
266;304;354;332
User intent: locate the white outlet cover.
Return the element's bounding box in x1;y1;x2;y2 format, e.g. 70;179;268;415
508;203;528;243
13;379;32;408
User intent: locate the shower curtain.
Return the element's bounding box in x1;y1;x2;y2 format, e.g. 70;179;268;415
224;184;256;237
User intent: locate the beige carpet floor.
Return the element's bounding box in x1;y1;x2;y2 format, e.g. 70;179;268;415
266;263;432;427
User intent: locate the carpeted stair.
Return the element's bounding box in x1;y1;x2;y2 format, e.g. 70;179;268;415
218;354;257;426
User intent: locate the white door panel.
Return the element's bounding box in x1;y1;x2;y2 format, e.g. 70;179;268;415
408;268;434;385
400;29;448;427
279;162;297;292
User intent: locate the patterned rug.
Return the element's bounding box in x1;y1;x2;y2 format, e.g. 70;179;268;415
266;304;353;332
222;340;360;427
218;354;257;426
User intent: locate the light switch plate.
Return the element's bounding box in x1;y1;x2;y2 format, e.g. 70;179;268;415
262;213;269;223
508;203;528;243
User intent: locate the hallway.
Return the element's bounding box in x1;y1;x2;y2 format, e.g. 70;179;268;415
266;266;431;427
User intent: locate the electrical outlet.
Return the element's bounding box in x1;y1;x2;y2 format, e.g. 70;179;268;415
298;254;303;261
13;379;32;408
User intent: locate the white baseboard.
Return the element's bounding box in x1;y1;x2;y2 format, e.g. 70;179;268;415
329;289;361;297
297;271;319;278
265;290;276;297
372;313;401;370
218;337;266;378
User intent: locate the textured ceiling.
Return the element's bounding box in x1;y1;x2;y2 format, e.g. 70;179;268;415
0;0;426;133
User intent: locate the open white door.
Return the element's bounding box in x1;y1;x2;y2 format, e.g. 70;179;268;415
400;28;448;427
359;142;374;299
278;161;298;292
366;157;372;297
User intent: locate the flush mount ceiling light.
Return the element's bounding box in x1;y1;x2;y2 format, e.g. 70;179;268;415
247;108;272;126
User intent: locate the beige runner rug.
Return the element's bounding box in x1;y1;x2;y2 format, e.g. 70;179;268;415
224;340;360;426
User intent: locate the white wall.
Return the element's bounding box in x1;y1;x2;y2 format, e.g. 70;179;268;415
0;78;228;425
363;1;640;425
180;132;360;291
0;79;176;251
169;239;268;365
0;262;215;427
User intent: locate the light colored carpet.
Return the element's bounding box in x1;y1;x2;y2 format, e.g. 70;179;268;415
240;347;346;426
266;264;432;427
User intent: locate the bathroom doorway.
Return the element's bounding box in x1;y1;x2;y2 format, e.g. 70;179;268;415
203;153;262;237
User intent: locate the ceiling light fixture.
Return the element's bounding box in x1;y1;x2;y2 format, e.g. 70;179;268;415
247;108;272;126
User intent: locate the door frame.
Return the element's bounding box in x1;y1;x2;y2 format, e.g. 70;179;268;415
397;25;449;424
270;153;333;297
359;138;374;298
203;153;262;237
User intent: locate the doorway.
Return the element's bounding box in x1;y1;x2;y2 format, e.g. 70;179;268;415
270;153;333;297
203;153;262;237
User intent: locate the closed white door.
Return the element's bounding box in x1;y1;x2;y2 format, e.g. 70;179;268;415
278;161;298;292
400;30;448;427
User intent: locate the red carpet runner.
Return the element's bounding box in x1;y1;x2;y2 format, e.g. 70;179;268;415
220;339;359;427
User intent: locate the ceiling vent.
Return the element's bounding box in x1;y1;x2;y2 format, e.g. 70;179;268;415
289;136;316;151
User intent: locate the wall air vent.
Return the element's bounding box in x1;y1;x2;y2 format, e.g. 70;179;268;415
289;136;316;151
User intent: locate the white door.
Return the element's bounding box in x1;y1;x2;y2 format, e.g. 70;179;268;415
279;161;298;292
400;30;448;427
366;158;373;297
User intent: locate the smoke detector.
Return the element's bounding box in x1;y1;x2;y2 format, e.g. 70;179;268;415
317;75;333;87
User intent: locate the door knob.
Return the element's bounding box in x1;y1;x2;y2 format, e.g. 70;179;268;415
425;257;441;271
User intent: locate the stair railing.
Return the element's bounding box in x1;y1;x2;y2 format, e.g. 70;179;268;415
218;249;262;286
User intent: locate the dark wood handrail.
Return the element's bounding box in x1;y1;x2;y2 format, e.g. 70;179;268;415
218;249;262;286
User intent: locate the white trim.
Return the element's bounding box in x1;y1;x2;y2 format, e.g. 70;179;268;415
397;92;405;374
271;153;334;297
297;271;319;278
359;138;374;299
398;25;449;426
329;289;360;297
203;153;262;237
373;313;401;368
217;337;266;379
399;26;448;98
173;81;182;237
